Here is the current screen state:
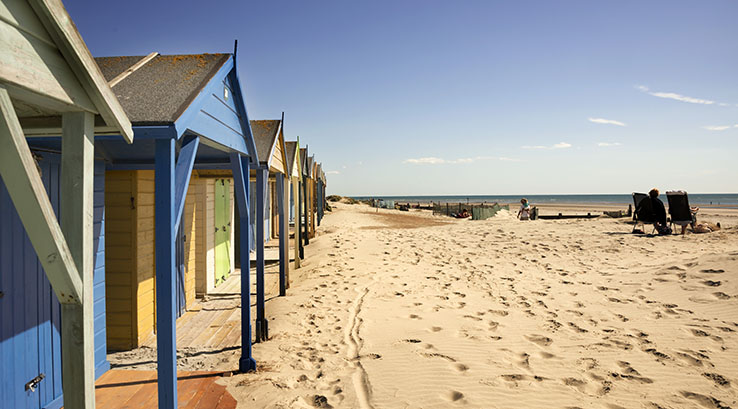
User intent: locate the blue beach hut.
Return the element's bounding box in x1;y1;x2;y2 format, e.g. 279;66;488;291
20;48;264;407
0;0;133;407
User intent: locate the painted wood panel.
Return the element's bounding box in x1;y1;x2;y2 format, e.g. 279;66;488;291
0;2;95;112
270;138;286;175
0;154;107;409
104;171;134;350
134;171;156;346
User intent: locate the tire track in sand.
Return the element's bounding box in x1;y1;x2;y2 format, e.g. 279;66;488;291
345;287;374;409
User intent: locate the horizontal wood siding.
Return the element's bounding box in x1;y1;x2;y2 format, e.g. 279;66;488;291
270;140;286;174
184;185;197;307
104;170;134;351
134;171;155;346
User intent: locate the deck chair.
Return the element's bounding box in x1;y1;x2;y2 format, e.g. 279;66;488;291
632;192;656;233
666;191;696;234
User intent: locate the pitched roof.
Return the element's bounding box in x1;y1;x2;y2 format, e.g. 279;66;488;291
285;141;298;175
13;0;133;141
249;120;281;165
95;53;229;125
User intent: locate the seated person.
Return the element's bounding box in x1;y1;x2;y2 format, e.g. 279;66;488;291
457;209;470;218
693;222;720;234
649;188;670;235
518;198;531;220
673;206;700;234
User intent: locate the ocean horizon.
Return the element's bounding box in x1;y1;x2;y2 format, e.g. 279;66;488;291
350;194;738;206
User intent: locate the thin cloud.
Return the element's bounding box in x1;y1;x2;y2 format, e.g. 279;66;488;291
589;117;626;127
522;142;572;150
703;125;731;131
325;170;340;175
403;156;519;164
637;85;717;105
598;142;622;147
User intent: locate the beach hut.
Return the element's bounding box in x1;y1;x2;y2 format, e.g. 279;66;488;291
299;147;310;246
75;50;260;406
316;163;327;226
189;172;235;296
284;141;303;268
247;118;289;340
0;0;133;407
306;155;317;238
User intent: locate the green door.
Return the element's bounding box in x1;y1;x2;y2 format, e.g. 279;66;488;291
215;179;231;284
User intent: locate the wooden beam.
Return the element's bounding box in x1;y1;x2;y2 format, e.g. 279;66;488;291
108;52;158;87
28;0;134;143
0;86;82;304
60;110;96;409
255;168;268;342
154;138;177;409
229;153;256;372
173;136;199;228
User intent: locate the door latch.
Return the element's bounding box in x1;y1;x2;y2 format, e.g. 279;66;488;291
25;373;45;392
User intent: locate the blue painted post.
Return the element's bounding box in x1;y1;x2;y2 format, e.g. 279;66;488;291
255;168;268;342
154;138;177;409
276;173;286;296
229;153;256;372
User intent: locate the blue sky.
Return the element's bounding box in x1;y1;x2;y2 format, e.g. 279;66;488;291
67;1;738;195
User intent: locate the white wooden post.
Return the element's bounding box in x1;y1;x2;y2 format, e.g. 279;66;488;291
60;110;96;409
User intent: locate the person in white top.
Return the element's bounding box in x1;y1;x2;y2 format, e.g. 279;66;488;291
518;198;531;220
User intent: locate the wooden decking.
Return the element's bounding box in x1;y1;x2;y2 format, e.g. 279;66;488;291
143;264;283;350
85;370;236;408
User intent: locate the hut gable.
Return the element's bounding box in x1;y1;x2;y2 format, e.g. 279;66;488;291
250;119;287;174
285;141;301;179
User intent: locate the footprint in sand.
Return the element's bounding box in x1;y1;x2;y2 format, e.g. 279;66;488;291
452;363;469;372
525;334;553;347
430;326;443;332
443;390;465;402
680;391;731;409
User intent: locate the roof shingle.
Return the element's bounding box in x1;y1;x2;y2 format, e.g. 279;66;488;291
95;53;229;124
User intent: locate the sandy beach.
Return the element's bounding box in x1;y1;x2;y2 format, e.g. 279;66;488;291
110;201;738;408
193;201;736;408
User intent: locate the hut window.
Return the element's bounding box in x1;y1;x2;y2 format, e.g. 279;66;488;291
224;86;229;101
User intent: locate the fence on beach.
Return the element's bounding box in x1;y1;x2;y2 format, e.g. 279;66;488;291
432;202;510;220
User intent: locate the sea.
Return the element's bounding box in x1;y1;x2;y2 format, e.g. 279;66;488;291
352;194;738;207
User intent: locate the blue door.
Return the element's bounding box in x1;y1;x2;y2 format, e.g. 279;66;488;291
0;153;108;409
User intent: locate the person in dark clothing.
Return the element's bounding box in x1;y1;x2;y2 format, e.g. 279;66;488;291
649;188;669;233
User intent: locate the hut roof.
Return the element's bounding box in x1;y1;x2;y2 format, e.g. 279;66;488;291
95;54;229;125
285;141;298;175
249;120;282;165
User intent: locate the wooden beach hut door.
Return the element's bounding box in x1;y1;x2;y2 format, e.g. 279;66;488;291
0;155;108;408
215;179;231;284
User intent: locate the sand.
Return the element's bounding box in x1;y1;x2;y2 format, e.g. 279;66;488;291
115;202;738;408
